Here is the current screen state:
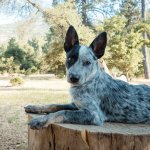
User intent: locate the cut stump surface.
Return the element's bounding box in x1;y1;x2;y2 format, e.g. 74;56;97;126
28;114;150;150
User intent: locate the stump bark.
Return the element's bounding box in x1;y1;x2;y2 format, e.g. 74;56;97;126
28;114;150;150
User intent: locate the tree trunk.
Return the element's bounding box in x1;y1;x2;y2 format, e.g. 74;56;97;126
28;114;150;150
81;0;87;25
141;0;150;79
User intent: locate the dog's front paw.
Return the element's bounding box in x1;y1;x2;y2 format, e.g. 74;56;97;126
28;116;48;130
24;105;33;113
24;105;42;114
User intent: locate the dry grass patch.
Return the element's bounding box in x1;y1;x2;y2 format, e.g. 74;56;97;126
0;90;69;150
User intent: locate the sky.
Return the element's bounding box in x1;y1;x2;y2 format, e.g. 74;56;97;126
0;0;52;25
0;13;20;25
0;0;119;25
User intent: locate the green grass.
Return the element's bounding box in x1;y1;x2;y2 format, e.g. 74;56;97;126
0;89;70;150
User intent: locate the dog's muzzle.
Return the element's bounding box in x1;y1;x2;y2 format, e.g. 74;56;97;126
69;73;80;84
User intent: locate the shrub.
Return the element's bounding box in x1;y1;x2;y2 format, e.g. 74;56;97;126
0;57;21;74
10;77;24;86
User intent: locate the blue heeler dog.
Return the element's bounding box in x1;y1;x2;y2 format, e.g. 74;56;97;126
25;25;150;129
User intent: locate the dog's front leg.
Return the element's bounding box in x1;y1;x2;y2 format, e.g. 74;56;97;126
25;103;78;114
28;109;102;130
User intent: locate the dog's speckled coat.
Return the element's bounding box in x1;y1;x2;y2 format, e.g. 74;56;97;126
25;26;150;130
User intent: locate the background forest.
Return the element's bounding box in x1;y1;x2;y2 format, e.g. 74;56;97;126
0;0;150;79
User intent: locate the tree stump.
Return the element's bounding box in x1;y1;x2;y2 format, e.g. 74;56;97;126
28;114;150;150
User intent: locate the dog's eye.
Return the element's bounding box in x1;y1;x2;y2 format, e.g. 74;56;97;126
83;61;91;66
68;57;74;64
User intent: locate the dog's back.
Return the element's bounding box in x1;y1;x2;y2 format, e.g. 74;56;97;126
100;74;150;124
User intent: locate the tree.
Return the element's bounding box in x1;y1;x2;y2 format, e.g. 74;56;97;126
43;1;95;77
5;38;25;66
0;0;115;26
7;38;18;50
119;0;150;78
20;41;43;73
97;16;144;78
1;0;150;78
5;38;41;73
141;0;150;79
28;38;40;52
42;28;54;53
0;57;20;74
0;44;6;57
119;0;140;26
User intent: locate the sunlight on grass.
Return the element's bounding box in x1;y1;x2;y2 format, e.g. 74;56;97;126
0;89;71;149
0;90;70;105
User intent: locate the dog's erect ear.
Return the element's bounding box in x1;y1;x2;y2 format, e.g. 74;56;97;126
89;32;107;59
64;26;79;52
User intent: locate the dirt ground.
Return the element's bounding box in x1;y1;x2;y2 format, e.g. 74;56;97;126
0;78;150;150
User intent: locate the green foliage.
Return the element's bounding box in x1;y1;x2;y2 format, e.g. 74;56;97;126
97;16;144;77
3;38;42;74
5;38;27;70
10;76;24;86
42;28;54;53
5;46;26;67
1;0;150;78
22;46;40;72
119;0;140;25
0;45;6;57
44;1;95;77
28;38;40;52
0;57;20;74
7;38;18;50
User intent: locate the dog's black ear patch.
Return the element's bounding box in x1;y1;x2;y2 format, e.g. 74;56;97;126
89;32;107;59
64;26;79;52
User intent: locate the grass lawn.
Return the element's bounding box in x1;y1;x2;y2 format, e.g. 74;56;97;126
0;89;69;150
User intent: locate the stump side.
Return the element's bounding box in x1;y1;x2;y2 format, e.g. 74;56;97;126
28;114;150;150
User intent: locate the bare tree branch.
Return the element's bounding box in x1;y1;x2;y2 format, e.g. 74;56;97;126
26;0;45;14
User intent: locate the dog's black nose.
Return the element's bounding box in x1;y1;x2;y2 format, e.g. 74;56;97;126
69;74;79;83
70;77;79;83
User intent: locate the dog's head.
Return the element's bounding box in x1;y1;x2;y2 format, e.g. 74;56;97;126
64;25;107;86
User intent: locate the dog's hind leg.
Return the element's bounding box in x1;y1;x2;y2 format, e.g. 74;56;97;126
24;103;78;114
28;109;102;129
